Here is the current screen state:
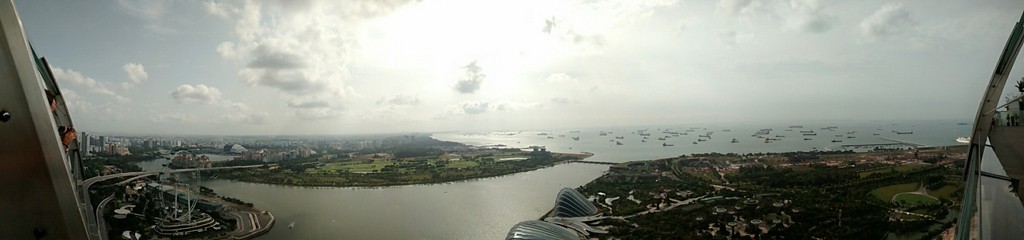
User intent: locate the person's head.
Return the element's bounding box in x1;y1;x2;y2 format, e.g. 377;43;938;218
45;90;56;111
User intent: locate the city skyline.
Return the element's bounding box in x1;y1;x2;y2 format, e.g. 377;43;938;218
14;0;1024;135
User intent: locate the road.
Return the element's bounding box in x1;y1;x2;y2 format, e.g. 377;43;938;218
79;164;268;239
95;194;114;240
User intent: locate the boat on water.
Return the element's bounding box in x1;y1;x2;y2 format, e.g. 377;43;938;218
616;141;623;145
691;141;697;144
895;131;913;134
831;139;843;142
663;143;674;147
956;136;971;143
789;125;803;128
615;136;624;139
847;136;855;138
572;136;580;141
698;138;707;142
289;222;295;229
731;138;738;143
872;133;880;135
803;138;812;140
641;139;647;142
657;137;666;140
803;133;817;136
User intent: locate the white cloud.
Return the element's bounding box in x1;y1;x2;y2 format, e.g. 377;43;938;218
454;61;485;94
170;84;222;103
203;1;231;18
541;15;605;46
50;67;130;103
546;73;579;85
717;0;756;17
860;3;917;40
543;17;557;34
551;97;576;104
461;101;490;114
166;83;267;125
123;63;148;84
377;94;420;106
223;112;267;124
789;0;836;33
438;100;543;118
296;108;343;120
209;0;416;120
216;42;239;59
287;96;332;108
117;0;176;34
150;112;202;124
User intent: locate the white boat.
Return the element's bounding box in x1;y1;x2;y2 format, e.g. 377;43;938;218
956;136;971;144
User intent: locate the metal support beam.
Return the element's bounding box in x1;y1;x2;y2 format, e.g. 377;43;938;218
957;10;1024;240
0;0;90;238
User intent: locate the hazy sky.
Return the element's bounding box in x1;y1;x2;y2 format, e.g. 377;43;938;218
14;0;1024;135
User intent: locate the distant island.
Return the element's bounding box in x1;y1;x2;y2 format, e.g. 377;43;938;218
534;145;967;239
205;136;592;187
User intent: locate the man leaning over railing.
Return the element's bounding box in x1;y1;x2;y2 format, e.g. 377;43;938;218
45;90;76;150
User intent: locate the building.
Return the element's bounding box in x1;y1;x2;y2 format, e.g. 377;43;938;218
104;144;131;156
507;188;602;239
80;132;91;157
506;221;580;240
553;188;597;218
223;144;248;154
170;151;211;168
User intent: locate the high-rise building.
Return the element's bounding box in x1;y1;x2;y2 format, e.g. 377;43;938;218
80;132;91;157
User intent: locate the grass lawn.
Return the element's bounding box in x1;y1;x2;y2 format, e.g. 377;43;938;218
930;184;961;200
893;193;938;205
310;161;393;174
870;183;919;202
896;212;928;220
443;160;479;169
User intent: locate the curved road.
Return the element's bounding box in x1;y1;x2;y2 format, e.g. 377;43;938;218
79;164;268;239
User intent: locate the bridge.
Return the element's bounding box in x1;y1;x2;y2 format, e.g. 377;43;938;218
570;160;617;165
840;137;926;149
79;164;268;239
877;137;926;147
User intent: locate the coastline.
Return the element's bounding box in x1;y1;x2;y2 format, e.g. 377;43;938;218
536;145;967;239
208;151;596;188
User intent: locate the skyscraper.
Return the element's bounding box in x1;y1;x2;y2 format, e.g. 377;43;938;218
80;132;90;157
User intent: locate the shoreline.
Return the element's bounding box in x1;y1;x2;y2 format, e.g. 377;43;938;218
208;151;598;188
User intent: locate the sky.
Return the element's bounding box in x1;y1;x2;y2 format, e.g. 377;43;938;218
12;0;1024;135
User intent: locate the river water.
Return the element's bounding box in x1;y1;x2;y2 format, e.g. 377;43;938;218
136;120;970;240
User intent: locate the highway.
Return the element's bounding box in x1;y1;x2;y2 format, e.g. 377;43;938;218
79;164;268;239
95;194;114;240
